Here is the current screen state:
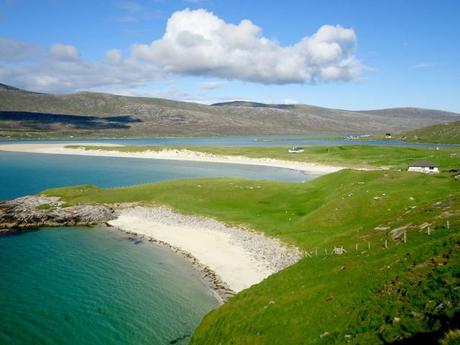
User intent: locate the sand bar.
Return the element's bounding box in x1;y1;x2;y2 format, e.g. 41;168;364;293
0;143;345;174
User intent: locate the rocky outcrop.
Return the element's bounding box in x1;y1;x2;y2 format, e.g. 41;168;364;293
0;195;117;234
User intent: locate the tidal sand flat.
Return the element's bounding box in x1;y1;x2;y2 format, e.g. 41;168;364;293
0;143;344;174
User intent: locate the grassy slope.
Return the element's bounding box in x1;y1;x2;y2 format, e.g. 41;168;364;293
69;144;460;170
44;170;460;344
402;120;460;144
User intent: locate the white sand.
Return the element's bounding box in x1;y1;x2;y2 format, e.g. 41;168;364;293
0;143;344;174
108;207;301;293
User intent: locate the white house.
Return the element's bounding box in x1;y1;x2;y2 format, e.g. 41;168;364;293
408;161;440;174
385;133;392;139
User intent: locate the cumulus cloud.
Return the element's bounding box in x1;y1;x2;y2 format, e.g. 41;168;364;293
0;39;161;92
50;44;80;60
0;8;367;93
0;37;45;62
132;9;365;84
106;49;123;63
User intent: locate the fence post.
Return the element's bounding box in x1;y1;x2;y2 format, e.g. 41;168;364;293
384;239;388;249
368;241;371;250
403;232;407;243
447;221;450;229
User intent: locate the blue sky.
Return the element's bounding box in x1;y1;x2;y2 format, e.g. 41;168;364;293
1;0;459;112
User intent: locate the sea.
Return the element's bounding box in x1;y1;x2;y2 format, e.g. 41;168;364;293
0;136;312;345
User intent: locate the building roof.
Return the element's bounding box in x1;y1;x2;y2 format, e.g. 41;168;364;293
409;161;439;167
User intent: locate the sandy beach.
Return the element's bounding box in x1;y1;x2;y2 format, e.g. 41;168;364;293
0;143;344;174
108;206;301;301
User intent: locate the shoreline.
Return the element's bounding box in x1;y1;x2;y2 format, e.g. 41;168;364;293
0;143;345;174
109;225;235;304
107;207;302;301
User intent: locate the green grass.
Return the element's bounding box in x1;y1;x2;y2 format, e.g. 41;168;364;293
43;170;460;344
402;120;460;144
36;203;52;210
67;144;460;171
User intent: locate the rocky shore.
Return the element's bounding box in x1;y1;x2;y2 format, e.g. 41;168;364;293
0;195;117;234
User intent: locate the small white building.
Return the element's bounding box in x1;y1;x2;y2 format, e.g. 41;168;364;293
408;161;440;174
385;133;392;139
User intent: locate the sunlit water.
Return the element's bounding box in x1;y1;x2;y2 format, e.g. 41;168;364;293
0;149;313;345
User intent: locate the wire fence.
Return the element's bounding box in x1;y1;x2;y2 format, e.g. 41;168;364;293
304;220;454;258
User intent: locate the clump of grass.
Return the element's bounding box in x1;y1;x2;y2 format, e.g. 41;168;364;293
441;330;460;345
36;203;53;210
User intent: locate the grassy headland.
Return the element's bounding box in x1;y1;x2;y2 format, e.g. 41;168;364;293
68;144;460;171
44;169;460;344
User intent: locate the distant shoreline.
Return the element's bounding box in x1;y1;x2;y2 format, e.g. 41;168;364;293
0;143;345;174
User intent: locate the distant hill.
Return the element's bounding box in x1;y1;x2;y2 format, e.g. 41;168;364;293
211;101;296;110
358;107;459;121
0;83;459;138
0;83;24;92
401;120;460;144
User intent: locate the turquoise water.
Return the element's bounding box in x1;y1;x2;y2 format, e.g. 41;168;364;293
0;150;312;344
0;227;218;345
1;134;456;147
0;151;311;200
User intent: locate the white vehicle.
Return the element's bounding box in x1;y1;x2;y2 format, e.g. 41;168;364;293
288;147;304;153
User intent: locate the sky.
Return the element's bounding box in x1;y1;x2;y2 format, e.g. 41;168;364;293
0;0;459;112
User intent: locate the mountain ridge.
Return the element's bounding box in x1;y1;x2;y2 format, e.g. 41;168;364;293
0;83;458;138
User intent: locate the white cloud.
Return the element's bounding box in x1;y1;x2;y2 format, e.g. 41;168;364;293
0;8;367;93
0;37;45;62
0;39;161;92
132;8;366;84
50;44;80;60
106;49;122;63
198;81;225;89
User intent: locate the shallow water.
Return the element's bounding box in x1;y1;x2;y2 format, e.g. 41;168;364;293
0;151;311;200
0;227;217;345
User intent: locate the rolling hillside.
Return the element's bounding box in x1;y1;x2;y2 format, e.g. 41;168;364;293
401;120;460;144
0;84;458;138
